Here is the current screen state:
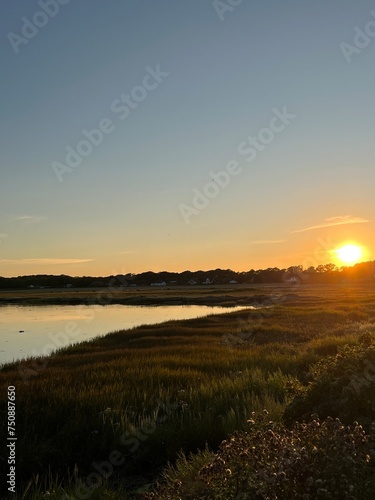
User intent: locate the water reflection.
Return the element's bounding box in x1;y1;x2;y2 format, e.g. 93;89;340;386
0;304;248;366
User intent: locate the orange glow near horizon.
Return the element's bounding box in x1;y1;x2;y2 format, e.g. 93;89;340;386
0;236;373;278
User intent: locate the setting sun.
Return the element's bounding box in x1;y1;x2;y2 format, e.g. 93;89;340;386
335;244;363;265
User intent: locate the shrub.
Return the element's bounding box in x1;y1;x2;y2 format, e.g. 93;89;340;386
284;336;375;427
146;413;375;499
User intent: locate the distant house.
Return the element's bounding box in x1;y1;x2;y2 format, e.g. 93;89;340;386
188;279;197;285
65;284;73;288
229;280;237;284
203;278;213;285
285;277;299;284
151;281;166;286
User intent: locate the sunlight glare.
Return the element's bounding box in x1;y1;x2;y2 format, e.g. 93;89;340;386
335;244;363;265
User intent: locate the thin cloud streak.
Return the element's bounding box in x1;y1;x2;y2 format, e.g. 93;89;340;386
14;215;47;224
249;240;286;245
0;258;94;265
291;216;370;234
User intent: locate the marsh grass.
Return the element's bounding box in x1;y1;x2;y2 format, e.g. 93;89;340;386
1;285;375;498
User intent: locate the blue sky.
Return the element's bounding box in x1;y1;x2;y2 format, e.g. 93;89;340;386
1;0;374;276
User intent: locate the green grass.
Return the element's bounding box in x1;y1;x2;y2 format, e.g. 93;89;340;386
1;284;375;498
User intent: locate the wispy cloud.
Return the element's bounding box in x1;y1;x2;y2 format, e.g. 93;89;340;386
0;258;94;265
14;215;47;224
291;216;370;234
249;240;286;245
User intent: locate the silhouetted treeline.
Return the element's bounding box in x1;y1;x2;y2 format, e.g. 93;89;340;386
0;261;374;290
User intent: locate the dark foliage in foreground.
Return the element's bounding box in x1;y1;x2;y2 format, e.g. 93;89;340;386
146;413;375;499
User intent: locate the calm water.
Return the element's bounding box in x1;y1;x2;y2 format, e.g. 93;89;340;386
0;304;249;366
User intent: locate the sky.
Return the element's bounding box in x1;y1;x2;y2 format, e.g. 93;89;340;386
1;0;374;277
